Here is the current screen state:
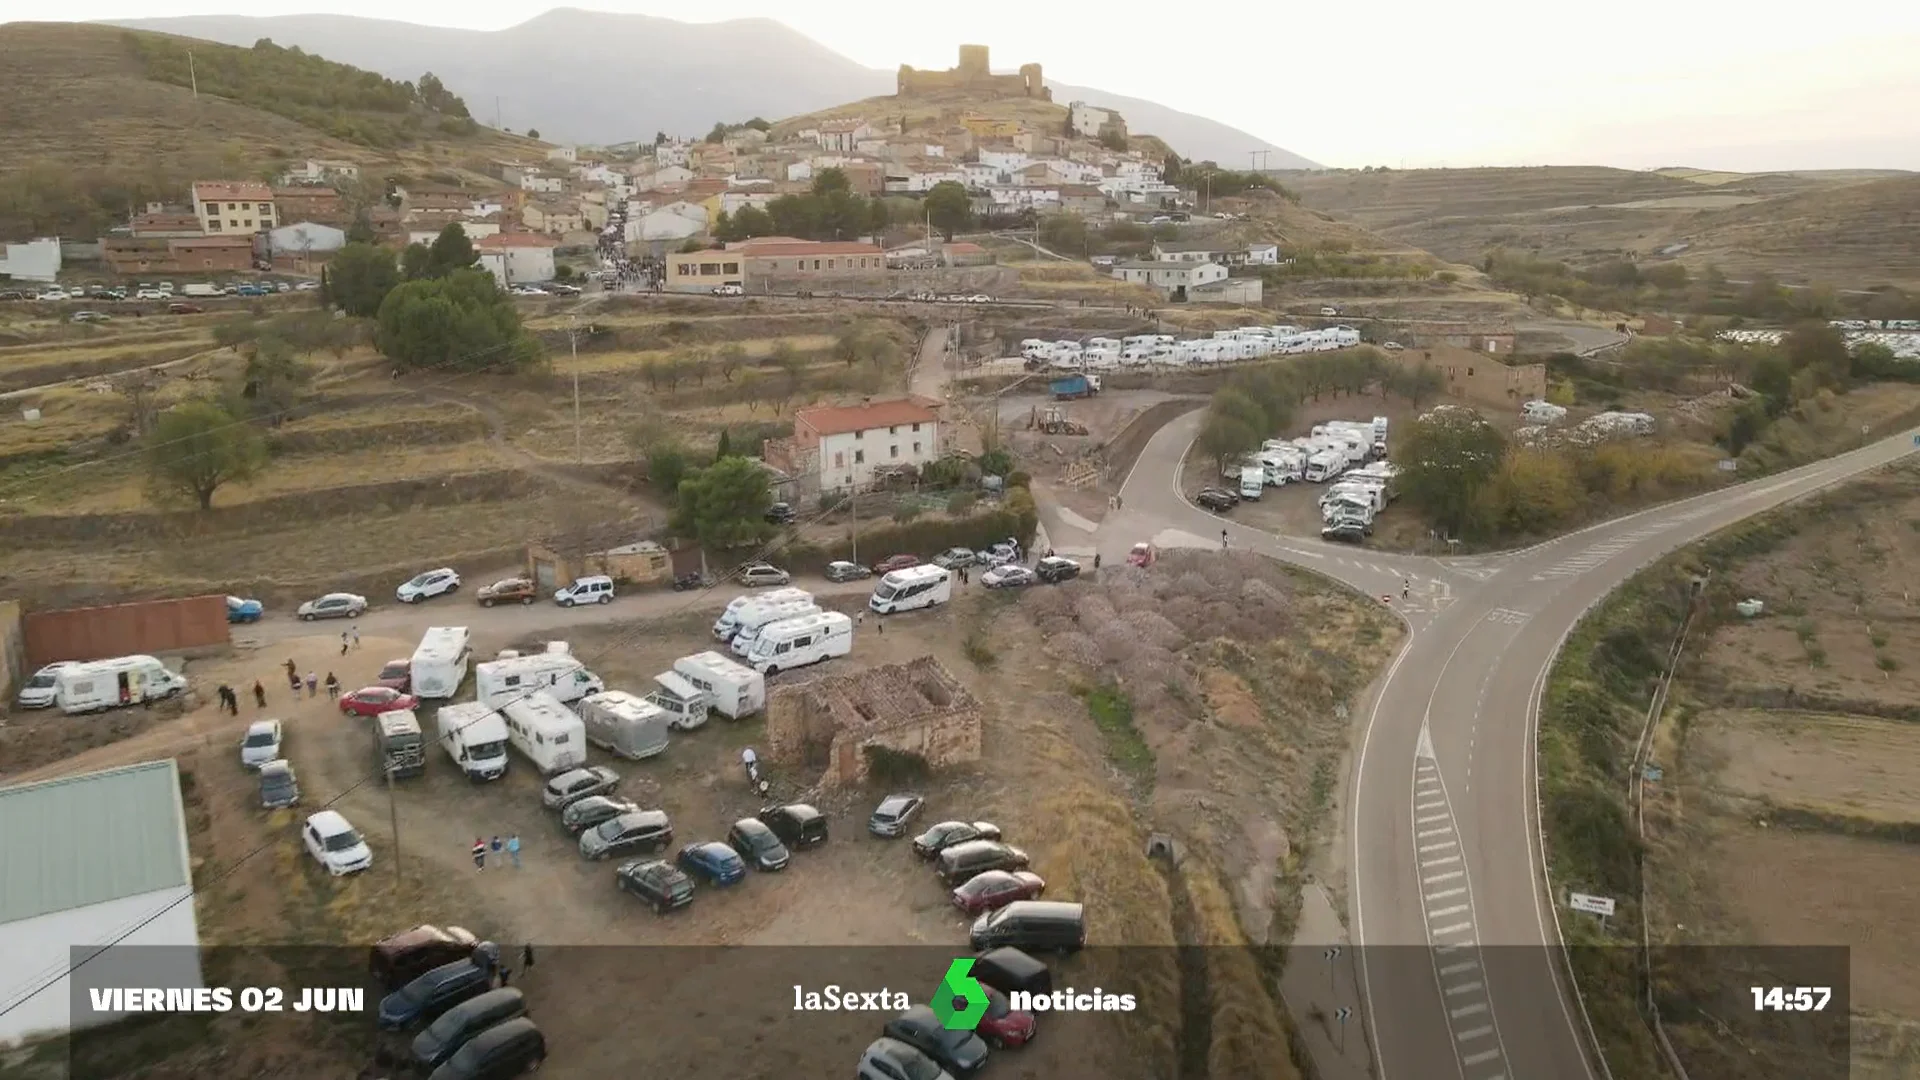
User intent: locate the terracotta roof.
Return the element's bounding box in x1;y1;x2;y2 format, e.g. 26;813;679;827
172;236;254;249
192;181;273;202
944;242;985;254
797;397;939;437
476;232;560;249
741;241;883;258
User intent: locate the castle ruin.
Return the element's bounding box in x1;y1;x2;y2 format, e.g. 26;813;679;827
897;45;1049;101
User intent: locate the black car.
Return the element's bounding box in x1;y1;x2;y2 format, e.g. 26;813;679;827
935;840;1031;886
425;1016;545;1080
764;502;797;525
1195;487;1239;512
883;1004;991;1077
727;817;790;871
671;572;709;591
559;795;639;836
912;821;1002;859
410;988;526;1070
757;803;828;849
868;793;925;837
579;810;673;861
615;858;695;914
1034;557;1080;584
377;959;493;1031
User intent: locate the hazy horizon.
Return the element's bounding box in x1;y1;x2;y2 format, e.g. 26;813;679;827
37;2;1920;171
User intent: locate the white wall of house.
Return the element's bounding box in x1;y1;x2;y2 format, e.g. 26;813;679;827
786;161;813;182
406;221;499;247
268;222;346;255
977;150;1029;171
0;887;201;1046
816;422;940;490
1069;102;1112;139
0;238;62;282
905;170;969;193
546;147;577;164
1243;243;1281;265
477;245;556;285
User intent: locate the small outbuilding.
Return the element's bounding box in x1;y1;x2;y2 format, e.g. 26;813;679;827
766;656;982;787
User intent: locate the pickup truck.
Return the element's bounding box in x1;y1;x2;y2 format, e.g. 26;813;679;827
1050;374;1101;400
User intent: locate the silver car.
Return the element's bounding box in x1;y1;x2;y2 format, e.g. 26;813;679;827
579;810;672;861
542;766;620;809
297;592;367;621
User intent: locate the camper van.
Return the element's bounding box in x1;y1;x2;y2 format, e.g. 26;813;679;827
1522;400;1568;425
672;652;766;719
475;651;605;711
410;627;472;700
646;670;711;731
727;599;822;656
502;690;588;775
54;656;188;714
744;612;854;676
436;702;510;781
869;564;951;615
578;690;671;760
712;588;812;641
377;710;427;779
1303;450;1346;483
1238;466;1266;500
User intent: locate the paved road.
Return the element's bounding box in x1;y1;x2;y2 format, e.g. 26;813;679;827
1098;409;1920;1080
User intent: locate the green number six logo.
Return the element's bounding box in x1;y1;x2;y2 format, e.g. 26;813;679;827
931;958;990;1030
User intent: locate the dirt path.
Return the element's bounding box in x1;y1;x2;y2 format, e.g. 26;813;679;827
415;386;651;507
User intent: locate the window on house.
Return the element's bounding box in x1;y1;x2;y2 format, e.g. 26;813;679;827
700;263;721;275
913;441;922;454
890;445;899;459
813;260;821;270
229;221;240;229
888;425;898;435
911;422;921;432
207;220;222;231
723;262;739;274
854;449;865;464
833;452;844;468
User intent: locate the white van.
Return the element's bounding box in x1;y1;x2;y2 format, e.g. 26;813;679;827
1304;450;1346;483
869;565;951;614
409;627;472;700
54;656;188;714
1238;466;1266;500
554;574;615;607
1522;400;1568;425
712;587;811;640
475;651;604;710
728;599;822;655
673;651;766;719
578;690;671;760
502;690;588;775
646;669;711;731
436;702;510;781
745;612;854;675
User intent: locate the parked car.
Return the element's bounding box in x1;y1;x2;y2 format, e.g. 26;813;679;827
240;719;283;769
1035;557;1080;584
616;858;696;914
554;574;615;606
377;659;412;691
737;562;790;587
727;817;790;871
913;821;1002;859
134;288;167;300
1383;341;1405;351
825;560;871;582
560;795;639;836
302;809;372;876
1321;520;1370;544
951;870;1046;915
980;565;1035;589
1126;543;1155;568
764;501;797;525
370;925;479;991
225;595;264;623
295;281;322;292
935;840;1030;886
1195;487;1239;512
968;900;1087;954
397;568;460;603
712;283;744;296
542;765;621;809
409;987;527;1071
71;311;109;323
340;686;419;718
476;578;536;607
580;809;673;861
14;661;76;709
677;841;746;885
258;760;300;808
868;793;925;837
974;986;1037;1049
377;959;491;1031
757;803;829;849
298;592;367;621
425;1016;545;1080
167;302;205;314
858;1038;952;1080
932;547;976;570
671;571;710;591
547;283;582;296
874;554;921;575
978;542;1020;567
883;1005;990;1077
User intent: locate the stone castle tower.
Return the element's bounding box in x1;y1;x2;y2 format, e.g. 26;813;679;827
897;45;1049;100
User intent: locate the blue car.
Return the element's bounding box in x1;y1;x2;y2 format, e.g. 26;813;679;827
677;841;746;886
377;959;492;1031
226;596;264;624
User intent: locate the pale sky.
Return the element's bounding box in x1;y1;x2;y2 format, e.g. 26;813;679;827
55;2;1920;170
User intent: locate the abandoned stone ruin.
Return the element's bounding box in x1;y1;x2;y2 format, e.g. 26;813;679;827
766;656;983;787
897;45;1048;101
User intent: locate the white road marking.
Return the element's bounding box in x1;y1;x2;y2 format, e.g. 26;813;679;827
1423;854;1461;867
1417;799;1445;810
1430;904;1470;918
1426;887;1466;901
1464;1049;1503;1065
1419;840;1457;852
1425;870;1465;884
1433;922;1473;936
1418;827;1453;838
1451;1002;1488;1019
1417;813;1449;823
1447;981;1485;997
1439;960;1478;976
1457;1026;1494;1042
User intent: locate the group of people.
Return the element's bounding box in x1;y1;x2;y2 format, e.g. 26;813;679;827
278;658;341;700
471;834;523;870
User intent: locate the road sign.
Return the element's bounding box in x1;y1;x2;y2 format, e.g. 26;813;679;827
1323;947;1342;961
1569;892;1617;917
1335;1007;1352;1022
1717;459;1738;472
1643;764;1664;782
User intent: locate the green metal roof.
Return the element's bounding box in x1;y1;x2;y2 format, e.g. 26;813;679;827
0;759;191;925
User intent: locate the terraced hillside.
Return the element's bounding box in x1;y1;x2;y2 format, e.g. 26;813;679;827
1668;174;1920;290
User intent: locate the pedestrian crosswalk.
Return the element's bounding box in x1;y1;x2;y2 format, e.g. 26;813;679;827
1528;521;1677;581
1485;608;1530;627
1413;739;1509;1080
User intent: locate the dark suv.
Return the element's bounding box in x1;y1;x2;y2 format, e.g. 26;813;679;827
935;840;1030;885
1195;487;1239;512
1035;557;1080;584
616;858;695;914
728;818;790;871
378;959;493;1031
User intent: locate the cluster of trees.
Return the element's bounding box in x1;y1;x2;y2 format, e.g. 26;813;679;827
1483;250;1919;322
704;117;771;143
709;171;974;244
322;225;541;372
128;33;477;147
1160;155;1297;201
1195;348;1444;473
0;160;185;239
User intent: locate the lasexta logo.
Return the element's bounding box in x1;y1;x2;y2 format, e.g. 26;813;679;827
930;958;989;1030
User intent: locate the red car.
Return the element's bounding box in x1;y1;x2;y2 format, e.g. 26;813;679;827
950;869;1046;916
339;685;419;717
875;554;921;575
976;985;1037;1048
376;658;411;692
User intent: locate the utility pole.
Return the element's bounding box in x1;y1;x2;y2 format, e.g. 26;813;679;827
386;761;401;882
848;485;858;566
568;316;582;463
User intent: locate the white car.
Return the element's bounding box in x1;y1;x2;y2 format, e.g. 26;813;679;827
15;662;77;709
297;592;368;621
240;719;283;770
135;288;167;300
396;568;460;604
302;810;372;876
509;285;548;297
36;289;70;302
978;542;1020;567
1383;341;1404;351
967;294;991;304
712;283;744;296
294;281;320;291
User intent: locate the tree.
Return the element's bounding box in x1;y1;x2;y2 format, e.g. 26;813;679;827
673;455;775;552
1039;212;1089;256
654;131;668;146
1393;406;1507;538
526;128;541;140
1389;363;1444;409
715;428;733;460
374;268;543;372
1098;129;1128;152
326;242;401;317
706;122;729;144
236;336;313;424
811;168;850;197
924;181;972;241
401;242;433;282
425;223;479;278
645;440;693;495
1479;448;1581;536
732;205;774;239
1197;411;1260;477
146;400;266;511
717;344;744;383
1783;320;1850;388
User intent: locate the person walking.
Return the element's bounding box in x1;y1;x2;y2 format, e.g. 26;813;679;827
228;686;240;716
497;963;512;989
472;837;486;871
1402;579;1411;600
507;834;521;869
305;672;318;698
284;659;300;692
351;625;360;650
252;680;267;709
521;944;535;971
1221;529;1230;551
491;835;503;863
340;631;349;657
1093;552;1102;571
324;672;340;699
215;685;231;713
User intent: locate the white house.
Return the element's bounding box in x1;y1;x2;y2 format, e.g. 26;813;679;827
655;141;692;168
546;146;578;164
268;221;347;257
0;760;203;1047
815;119;872;152
786;161;814;183
1243;242;1281;266
0;237;62;282
902;170;969;193
475;232;559;286
279;158;360;185
1151;238;1228;263
626;205;707;245
780;398;942;492
1111;259;1230;300
640;165;695;190
1069;101;1114;139
987;186;1061;212
405;220;500;247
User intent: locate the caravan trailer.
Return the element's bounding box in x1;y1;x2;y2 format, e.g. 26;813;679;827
410;627;472;699
646;669;711;731
673;652;765;719
578;690;671;760
728;598;822;655
744;612;855;675
1303;449;1346;483
436;702;510;781
712;588;811;640
54;656;188;714
475;650;604;710
502;690;588;774
869;564;951;614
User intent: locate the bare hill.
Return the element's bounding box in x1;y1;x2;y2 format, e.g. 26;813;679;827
1669;174;1920;289
1281;166;1705;229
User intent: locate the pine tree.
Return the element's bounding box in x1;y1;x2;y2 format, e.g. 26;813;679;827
715;428;732;460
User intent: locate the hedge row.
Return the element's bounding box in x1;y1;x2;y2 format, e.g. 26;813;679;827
774;490;1038;574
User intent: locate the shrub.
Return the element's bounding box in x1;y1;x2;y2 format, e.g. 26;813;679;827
947;491;978;516
962;630;997;668
863;745;930;785
1005;470;1032;489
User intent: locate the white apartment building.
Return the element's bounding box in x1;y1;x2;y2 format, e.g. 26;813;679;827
775;398;943;492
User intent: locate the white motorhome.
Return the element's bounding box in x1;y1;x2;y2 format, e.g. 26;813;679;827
1304;449;1347;483
1239;466;1266;500
1321;494;1376;524
475;650;605;710
409;626;472;699
1322;480;1388;515
502;690;588;774
1259;447;1305;485
869;564;951;614
673;651;765;719
578;690;671;760
436;702;510;781
1522;400;1568;425
54;656;187;714
745;611;855;675
1020;339;1049;360
712;588;812;640
646;669;711;731
728;599;822;655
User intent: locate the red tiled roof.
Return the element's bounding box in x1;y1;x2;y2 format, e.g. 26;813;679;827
797;397;939;437
476;232;559;249
192;181;273;202
740;241;883;258
727;235;808;249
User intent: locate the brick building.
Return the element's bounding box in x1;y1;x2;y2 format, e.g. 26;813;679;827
104;235;254;275
766;657;982;787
